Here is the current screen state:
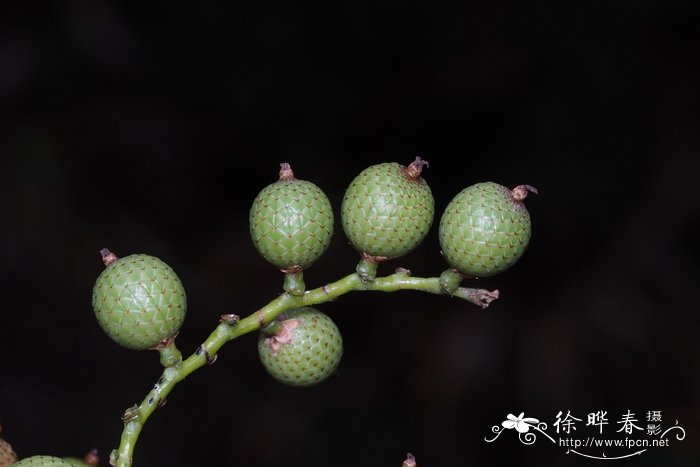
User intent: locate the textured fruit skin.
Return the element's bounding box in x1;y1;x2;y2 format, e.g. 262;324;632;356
59;459;89;467
258;307;342;387
250;179;334;269
439;182;532;277
12;456;75;466
341;162;434;259
92;254;186;350
0;437;17;467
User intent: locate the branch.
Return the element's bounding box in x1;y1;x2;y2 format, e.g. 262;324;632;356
111;269;497;466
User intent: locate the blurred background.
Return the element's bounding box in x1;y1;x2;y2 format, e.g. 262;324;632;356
1;1;698;466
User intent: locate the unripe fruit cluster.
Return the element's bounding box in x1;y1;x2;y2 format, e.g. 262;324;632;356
248;159;534;279
90;159;535;393
247;160;534;387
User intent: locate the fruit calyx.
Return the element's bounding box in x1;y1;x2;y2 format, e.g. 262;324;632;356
402;156;429;181
360;251;388;264
356;251;387;283
278;162;296;181
511;184;538;202
100;248;118;267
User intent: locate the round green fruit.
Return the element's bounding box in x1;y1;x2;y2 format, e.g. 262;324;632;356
250;163;334;270
92;251;187;350
341;157;434;259
439;182;537;277
258;307;343;387
59;460;89;467
12;456;75;466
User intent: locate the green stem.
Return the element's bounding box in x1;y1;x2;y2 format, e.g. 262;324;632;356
356;256;379;283
282;270;306;296
156;340;182;368
112;270;497;466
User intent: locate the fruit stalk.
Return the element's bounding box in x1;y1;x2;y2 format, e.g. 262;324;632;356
153;335;183;368
355;252;384;283
110;269;497;466
282;267;306;296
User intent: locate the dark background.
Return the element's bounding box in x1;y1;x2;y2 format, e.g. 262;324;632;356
1;1;699;466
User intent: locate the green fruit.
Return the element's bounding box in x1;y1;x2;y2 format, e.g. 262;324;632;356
12;457;74;466
250;163;334;270
258;307;343;387
92;252;187;350
341;157;434;259
59;460;89;467
439;182;537;277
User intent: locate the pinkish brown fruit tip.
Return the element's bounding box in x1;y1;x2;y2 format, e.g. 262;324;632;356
279;162;296;181
100;248;119;267
402;453;417;467
403;157;429;180
512;184;538;202
84;449;100;467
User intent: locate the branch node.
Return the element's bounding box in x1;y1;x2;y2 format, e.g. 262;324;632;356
357;252;385;283
121;405;140;423
197;345;218;365
439;268;463;294
219;314;241;325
